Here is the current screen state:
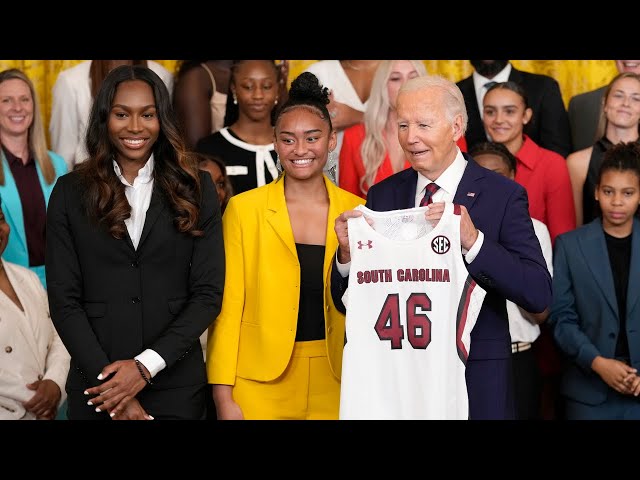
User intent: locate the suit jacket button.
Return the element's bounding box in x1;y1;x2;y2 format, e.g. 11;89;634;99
132;297;141;304
5;346;12;353
131;261;139;268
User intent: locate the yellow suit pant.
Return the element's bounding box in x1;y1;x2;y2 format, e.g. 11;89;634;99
233;340;339;420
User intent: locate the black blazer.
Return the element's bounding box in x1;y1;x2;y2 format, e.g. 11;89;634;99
567;85;607;152
457;66;572;157
46;169;225;416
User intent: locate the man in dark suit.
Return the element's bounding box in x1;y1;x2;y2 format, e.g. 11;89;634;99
568;60;640;152
457;60;572;157
332;74;552;420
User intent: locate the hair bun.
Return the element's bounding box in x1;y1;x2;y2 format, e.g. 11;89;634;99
288;72;330;106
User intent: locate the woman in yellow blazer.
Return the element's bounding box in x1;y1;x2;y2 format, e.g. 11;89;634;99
207;72;364;419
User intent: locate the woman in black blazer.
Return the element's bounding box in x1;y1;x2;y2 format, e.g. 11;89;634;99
45;65;225;420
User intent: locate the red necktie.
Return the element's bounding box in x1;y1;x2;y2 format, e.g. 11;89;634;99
420;182;440;207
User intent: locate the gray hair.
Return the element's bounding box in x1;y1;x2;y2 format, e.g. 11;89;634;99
398;75;468;134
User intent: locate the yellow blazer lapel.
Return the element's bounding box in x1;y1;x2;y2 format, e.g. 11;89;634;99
323;176;342;284
265;176;298;260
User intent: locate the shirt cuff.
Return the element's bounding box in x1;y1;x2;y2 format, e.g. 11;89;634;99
463;230;484;263
336;251;351;278
135;350;166;378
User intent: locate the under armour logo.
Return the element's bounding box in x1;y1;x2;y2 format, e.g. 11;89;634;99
357;240;373;249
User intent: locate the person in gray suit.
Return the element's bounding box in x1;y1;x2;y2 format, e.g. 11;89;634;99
568;60;640;152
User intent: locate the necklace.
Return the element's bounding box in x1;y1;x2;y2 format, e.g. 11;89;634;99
342;60;379;72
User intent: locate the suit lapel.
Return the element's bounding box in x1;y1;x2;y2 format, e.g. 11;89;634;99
266;177;298;260
0;156;27;248
137;186;165;251
626;218;640;318
398;168;418;209
453;155;482;211
2;261;41;367
580;220;618;317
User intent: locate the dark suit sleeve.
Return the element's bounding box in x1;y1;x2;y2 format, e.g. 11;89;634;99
46;176;111;387
536;78;572;157
330;256;348;314
465;184;552;314
548;235;600;372
151;173;225;367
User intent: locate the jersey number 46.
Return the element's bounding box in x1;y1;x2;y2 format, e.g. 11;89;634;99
375;293;431;350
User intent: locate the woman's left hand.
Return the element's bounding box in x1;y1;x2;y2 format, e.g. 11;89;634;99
23;379;61;420
84;359;148;417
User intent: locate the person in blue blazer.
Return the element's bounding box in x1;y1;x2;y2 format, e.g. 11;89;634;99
0;68;68;289
550;142;640;419
332;75;552;420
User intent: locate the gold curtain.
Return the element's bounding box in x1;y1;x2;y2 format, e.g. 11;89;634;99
288;60;618;107
0;60;178;145
0;60;618;147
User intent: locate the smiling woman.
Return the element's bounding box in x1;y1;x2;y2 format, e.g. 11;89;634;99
0;68;68;288
45;65;225;421
206;72;364;420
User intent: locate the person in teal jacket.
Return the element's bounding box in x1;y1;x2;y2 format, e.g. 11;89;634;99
0;68;68;288
550;142;640;419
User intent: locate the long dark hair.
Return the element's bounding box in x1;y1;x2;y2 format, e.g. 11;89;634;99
77;64;203;239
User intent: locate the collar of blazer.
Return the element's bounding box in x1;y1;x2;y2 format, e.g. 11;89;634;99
578;217;640;318
264;173;346;263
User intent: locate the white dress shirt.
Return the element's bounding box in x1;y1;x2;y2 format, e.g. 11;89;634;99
337;148;484;276
113;155;166;377
472;62;512;127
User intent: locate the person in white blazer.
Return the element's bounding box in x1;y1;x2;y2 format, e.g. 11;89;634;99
49;60;174;170
0;199;69;420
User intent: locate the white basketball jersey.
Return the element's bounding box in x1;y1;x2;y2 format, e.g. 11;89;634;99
339;203;486;420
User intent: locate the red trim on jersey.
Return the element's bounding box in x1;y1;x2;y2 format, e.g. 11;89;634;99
456;276;477;363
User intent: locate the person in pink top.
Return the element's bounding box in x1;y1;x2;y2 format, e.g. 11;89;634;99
339;60;469;199
482;80;576;245
483;80;576;420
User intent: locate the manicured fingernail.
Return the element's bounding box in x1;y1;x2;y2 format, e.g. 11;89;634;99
95;407;101;412
148;415;154;420
97;373;104;380
110;412;115;417
87;401;93;406
84;390;89;395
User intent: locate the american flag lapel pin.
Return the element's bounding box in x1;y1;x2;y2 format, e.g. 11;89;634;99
467;192;475;197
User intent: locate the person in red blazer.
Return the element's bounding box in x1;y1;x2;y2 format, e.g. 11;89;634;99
457;60;572;158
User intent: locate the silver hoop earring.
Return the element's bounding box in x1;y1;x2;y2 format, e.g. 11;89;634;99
326;149;338;184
